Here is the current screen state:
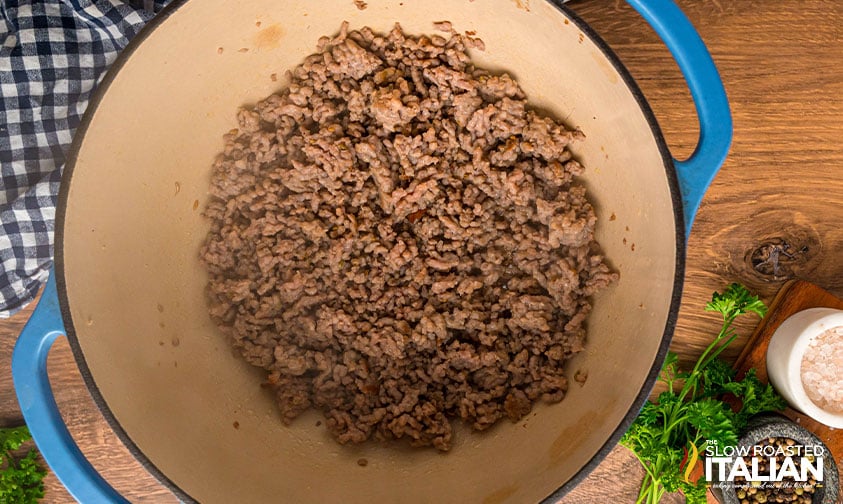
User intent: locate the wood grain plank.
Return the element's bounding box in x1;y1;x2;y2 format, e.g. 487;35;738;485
2;0;843;502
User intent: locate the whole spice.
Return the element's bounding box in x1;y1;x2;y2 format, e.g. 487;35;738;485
621;284;788;503
733;437;816;504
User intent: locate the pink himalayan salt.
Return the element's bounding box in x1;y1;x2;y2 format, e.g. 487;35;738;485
800;326;843;414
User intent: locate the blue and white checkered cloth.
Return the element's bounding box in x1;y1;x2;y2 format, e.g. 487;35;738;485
0;0;168;317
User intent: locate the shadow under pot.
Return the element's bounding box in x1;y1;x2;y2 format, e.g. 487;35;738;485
709;413;839;504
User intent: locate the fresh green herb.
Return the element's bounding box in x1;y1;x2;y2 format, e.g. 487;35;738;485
0;425;46;503
620;283;788;504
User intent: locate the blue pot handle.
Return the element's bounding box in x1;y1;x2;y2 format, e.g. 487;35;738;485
12;270;129;503
626;0;733;237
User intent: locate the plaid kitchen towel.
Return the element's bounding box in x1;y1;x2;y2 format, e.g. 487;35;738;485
0;0;169;317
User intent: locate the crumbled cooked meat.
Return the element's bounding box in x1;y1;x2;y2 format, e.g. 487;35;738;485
574;369;589;386
200;22;616;452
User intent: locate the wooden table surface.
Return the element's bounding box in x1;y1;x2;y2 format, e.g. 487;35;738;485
2;0;843;502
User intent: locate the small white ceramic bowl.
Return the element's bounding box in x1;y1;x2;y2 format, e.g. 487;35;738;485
767;307;843;429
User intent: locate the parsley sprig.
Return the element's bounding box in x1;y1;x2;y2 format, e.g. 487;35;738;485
1;425;46;503
621;284;788;503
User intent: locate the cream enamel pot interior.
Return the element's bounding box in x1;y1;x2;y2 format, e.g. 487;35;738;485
12;0;732;502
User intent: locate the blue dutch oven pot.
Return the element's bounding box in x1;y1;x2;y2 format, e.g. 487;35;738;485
14;0;730;502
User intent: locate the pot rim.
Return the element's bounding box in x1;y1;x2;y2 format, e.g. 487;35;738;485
52;1;686;502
